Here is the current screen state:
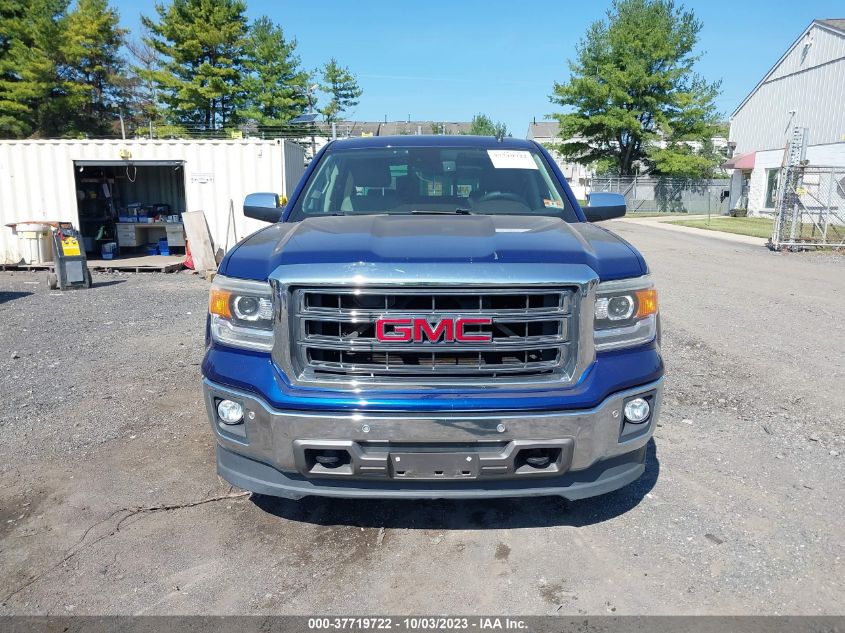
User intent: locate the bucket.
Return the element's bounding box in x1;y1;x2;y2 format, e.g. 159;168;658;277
16;223;53;264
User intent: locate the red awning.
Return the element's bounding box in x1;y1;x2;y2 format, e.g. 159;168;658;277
723;151;755;170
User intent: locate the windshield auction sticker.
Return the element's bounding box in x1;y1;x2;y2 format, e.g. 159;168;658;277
487;149;538;169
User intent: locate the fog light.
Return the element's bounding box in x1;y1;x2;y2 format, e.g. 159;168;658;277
217;399;243;425
623;398;650;424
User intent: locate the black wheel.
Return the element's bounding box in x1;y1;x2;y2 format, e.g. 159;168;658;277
47;272;58;290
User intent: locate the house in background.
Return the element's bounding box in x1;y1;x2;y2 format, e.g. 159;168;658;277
526;121;594;199
726;19;845;215
303;121;473;158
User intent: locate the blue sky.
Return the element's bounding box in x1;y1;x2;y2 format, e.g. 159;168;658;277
112;0;844;135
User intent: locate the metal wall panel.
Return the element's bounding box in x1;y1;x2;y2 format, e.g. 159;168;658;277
283;140;307;202
730;25;845;154
0;139;307;264
768;25;845;81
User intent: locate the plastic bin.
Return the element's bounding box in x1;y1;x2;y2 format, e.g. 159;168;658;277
157;238;170;256
101;242;118;260
146;244;159;255
15;223;53;264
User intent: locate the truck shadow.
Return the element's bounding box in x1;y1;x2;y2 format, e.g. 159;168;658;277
0;291;32;305
91;279;127;288
251;439;659;529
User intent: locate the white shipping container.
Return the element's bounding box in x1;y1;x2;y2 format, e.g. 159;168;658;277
0;138;306;264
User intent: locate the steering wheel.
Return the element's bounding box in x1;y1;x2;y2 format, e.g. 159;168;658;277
478;191;528;205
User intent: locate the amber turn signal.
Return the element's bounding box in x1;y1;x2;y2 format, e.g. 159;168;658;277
209;288;232;319
635;288;658;318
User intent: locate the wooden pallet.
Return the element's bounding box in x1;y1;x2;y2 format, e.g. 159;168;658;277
0;262;52;271
2;256;184;274
87;256;184;273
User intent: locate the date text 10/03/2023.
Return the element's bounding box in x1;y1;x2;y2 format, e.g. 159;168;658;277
306;617;528;631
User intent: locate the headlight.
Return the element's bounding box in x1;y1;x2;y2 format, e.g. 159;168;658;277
208;275;275;352
593;275;658;351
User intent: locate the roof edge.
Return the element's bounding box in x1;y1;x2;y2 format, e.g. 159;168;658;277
730;20;839;118
817;19;845;34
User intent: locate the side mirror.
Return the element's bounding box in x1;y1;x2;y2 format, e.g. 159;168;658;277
585;192;626;222
244;192;283;223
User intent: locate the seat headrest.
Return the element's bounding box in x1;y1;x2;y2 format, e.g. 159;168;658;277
349;160;392;188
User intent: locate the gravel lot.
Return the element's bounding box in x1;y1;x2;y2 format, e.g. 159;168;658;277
0;224;843;615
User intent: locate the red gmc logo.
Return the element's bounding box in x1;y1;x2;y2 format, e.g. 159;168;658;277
376;317;493;343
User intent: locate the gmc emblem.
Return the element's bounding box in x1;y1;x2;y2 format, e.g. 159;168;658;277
376;317;493;343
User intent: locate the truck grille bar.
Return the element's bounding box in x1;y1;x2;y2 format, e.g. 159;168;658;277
287;287;579;384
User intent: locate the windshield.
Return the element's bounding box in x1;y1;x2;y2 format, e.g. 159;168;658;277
288;145;578;221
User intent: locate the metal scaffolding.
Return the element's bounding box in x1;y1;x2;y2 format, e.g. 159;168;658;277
770;128;845;249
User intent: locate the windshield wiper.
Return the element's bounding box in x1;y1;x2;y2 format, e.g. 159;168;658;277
410;208;474;215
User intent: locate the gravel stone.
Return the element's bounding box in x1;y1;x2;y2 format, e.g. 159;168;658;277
1;221;844;616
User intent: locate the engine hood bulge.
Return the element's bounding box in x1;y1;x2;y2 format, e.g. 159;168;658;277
221;215;646;281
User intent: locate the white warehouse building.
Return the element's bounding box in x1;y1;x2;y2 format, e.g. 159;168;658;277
726;19;845;215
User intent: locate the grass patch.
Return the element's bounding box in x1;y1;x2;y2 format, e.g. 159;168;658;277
671;216;845;241
669;217;774;239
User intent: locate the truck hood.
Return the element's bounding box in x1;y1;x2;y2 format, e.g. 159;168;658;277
222;214;646;281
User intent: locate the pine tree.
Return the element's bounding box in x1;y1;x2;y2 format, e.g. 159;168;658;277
141;0;248;132
237;16;309;128
58;0;127;136
124;31;161;137
318;58;361;124
549;0;721;176
0;0;67;137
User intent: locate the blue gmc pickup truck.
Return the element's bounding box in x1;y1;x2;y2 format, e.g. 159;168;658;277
202;135;663;500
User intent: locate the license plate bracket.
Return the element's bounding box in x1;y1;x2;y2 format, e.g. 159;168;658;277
390;452;479;480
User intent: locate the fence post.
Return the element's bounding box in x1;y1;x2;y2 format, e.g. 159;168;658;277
822;171;834;242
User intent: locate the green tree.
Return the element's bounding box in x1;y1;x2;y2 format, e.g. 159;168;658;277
124;31;162;137
468;113;508;137
142;0;248;131
237;16;308;127
0;0;66;137
549;0;721;176
57;0;127;136
318;58;361;123
650;137;727;178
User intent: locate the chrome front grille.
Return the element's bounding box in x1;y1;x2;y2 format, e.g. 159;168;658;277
287;287;579;384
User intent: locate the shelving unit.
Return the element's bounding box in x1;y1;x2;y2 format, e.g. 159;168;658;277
73;162;187;257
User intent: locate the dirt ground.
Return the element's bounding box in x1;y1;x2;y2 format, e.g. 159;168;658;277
0;224;843;615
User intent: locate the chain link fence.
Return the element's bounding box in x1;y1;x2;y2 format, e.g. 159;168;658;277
771;166;845;249
590;176;731;214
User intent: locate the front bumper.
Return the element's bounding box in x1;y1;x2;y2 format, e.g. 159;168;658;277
203;377;663;500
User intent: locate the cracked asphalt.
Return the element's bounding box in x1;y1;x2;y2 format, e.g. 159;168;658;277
0;223;843;615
